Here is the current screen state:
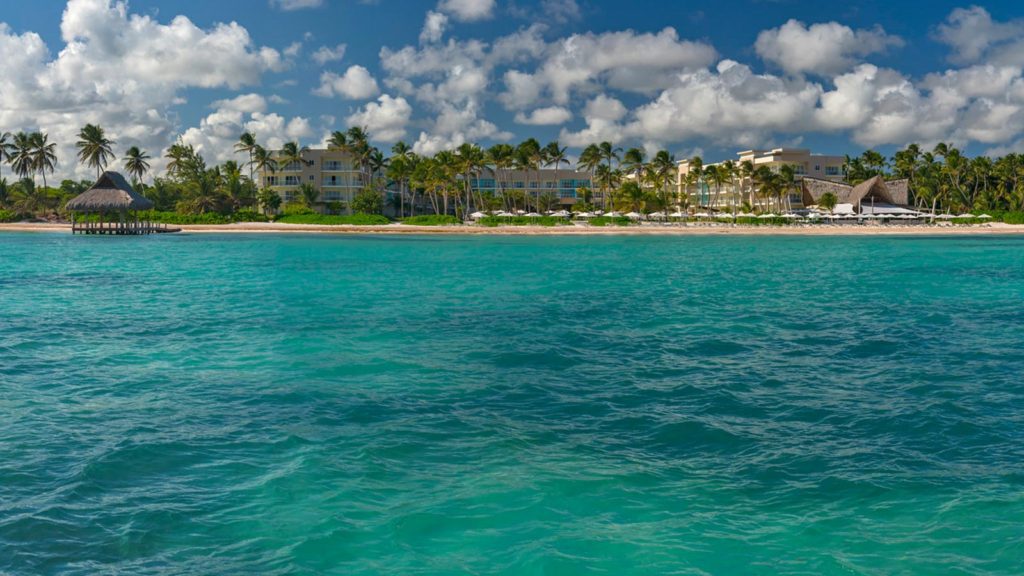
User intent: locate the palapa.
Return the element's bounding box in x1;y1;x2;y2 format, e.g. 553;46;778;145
66;171;154;212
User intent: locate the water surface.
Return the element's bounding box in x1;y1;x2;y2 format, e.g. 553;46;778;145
1;232;1023;574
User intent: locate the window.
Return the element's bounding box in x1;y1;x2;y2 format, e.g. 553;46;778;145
283;161;302;172
814;165;821;172
266;176;278;186
309;175;314;181
284;176;299;186
825;166;841;176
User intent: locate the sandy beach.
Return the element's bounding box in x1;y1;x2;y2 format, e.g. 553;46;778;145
3;221;1024;236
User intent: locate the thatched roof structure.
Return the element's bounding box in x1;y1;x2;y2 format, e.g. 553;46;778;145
66;171;154;212
802;176;911;208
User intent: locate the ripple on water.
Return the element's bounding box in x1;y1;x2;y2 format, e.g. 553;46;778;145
1;233;1023;575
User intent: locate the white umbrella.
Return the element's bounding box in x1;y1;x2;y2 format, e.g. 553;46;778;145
954;213;974;219
496;211;514;217
515;210;527;215
551;210;571;218
805;213;821;219
781;213;799;219
469;211;487;219
693;212;710;218
937;214;956;220
605;211;624;217
978;214;993;219
757;213;778;219
716;213;734;219
670;211;687;218
525;212;542;217
737;212;755;218
576;212;595;218
625;212;643;219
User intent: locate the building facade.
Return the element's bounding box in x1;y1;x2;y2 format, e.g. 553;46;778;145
468;169;593;206
257;148;369;211
678;148;847;210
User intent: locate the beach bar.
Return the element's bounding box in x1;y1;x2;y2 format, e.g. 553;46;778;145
66;171;172;235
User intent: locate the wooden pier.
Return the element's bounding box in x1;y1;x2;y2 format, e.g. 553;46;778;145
71;219;180;235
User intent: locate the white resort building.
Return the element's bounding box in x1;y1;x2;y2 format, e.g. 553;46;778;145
678;148;847;210
258;148;377;212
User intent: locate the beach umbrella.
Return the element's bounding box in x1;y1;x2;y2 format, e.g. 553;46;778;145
625;212;643;219
469;211;487;219
954;213;974;219
693;212;710;218
936;214;955;220
606;211;624;217
716;213;734;219
781;213;799;219
525;212;541;217
670;211;686;218
978;214;993;219
551;210;571;218
757;213;778;219
496;211;514;217
576;212;595;218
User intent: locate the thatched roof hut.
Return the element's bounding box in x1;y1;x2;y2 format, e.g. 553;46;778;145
802;176;911;210
66;171;153;213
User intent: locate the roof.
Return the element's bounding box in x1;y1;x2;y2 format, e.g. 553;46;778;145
66;172;154;212
802;176;911;208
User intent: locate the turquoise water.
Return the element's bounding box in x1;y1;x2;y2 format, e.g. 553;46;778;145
1;232;1023;575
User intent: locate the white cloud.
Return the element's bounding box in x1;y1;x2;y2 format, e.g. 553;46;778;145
755;19;903;76
437;0;495;22
312;43;347;65
541;0;581;23
934;6;1024;65
346;95;414;142
180;98;314;166
514;106;572;125
420;11;448;44
0;0;285;179
313;65;381;99
270;0;324;11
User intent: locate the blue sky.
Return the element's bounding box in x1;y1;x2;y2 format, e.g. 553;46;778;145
2;0;1024;178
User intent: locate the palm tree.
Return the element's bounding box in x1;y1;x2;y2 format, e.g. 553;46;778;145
278;141;307;173
390;141;413;217
0;132;15;183
298;182;320;210
598;141;622;210
30;132;57;194
235;132;257;182
251;145;277;191
649;150;676;213
123;146;151;184
10;132;35;182
76;124;116;179
486;144;515;209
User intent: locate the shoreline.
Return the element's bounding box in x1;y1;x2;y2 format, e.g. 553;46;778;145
3;221;1024;236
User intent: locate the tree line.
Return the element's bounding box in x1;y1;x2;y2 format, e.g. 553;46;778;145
3;123;1024;220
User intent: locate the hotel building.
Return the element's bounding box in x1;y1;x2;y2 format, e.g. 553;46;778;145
468;169;594;207
678;148;847;209
257;148;372;212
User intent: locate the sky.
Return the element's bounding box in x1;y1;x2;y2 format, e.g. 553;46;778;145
2;0;1024;179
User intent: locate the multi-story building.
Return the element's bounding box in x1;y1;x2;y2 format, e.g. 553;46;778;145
469;169;593;207
257;148;369;212
678;148;846;210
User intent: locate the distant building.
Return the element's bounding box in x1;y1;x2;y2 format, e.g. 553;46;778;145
678;148;847;209
468;169;593;207
257;148;378;212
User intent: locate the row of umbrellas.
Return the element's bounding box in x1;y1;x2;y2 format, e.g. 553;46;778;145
469;211;994;221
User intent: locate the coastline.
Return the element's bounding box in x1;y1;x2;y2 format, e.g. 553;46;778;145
3;221;1024;236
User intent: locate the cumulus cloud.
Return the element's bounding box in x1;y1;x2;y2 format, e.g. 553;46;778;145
420;11;448;44
346;95;414;141
312;43;347;65
270;0;324;10
313;65;381;99
755;19;903;76
437;0;495;22
514;106;572;125
934;6;1024;65
0;0;285;179
179;95;314;166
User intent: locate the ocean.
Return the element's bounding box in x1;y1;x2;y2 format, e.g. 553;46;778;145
1;232;1022;574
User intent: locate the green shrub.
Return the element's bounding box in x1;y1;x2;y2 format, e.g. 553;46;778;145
1000;212;1024;224
232;210;269;223
281;203;315;216
0;209;19;223
477;216;567;227
402;215;462;226
588;216;631;227
136;211;233;225
275;213;391;225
